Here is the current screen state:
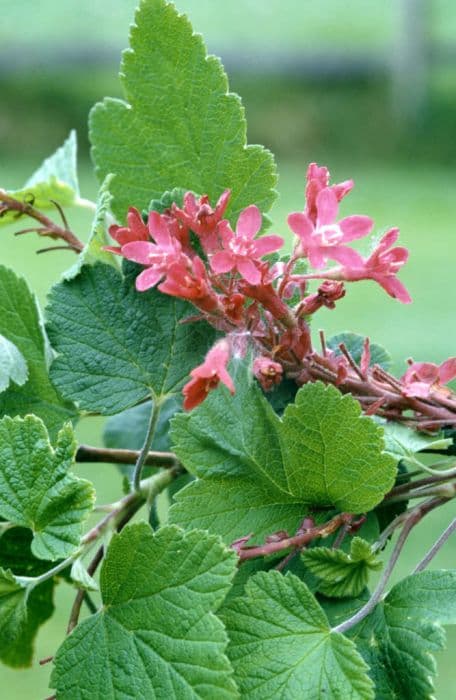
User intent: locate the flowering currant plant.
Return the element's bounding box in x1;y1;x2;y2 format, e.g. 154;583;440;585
1;2;456;698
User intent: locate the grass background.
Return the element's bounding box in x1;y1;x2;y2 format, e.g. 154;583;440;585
1;0;456;697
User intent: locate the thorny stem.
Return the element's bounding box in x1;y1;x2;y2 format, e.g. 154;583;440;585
333;497;447;634
133;399;163;492
0;190;84;252
413;516;456;573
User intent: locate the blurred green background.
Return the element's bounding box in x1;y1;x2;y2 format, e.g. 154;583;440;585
1;1;455;697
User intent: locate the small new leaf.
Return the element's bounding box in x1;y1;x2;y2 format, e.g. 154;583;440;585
0;334;28;392
47;262;215;414
70;558;99;592
302;537;382;598
0;415;94;560
222;571;374;699
90;0;277;225
0;131;84;226
51;523;238;699
376;419;452;463
0;265;77;437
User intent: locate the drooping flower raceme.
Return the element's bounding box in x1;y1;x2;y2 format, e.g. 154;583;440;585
182;340;235;410
211;205;284;285
288;187;373;269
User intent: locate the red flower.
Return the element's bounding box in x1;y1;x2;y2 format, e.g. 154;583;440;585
326;228;411;303
211;205;284;285
402;358;456;398
105;207;150;254
172;189;231;252
288;187;373;269
183;341;235;410
253;356;283;391
305;163;353;224
120;211;186;291
158;257;220;313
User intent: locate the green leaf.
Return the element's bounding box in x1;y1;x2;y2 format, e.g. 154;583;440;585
90;0;277;224
0;334;28;392
281;382;397;512
47;262;216;414
0;567;55;669
222;571;374;699
0;131;85;226
51;523;238;699
62;174;117;281
376;419;452;463
0;265;77;437
170;359;305;543
0;415;94;560
327;332;392;371
302;537;382;598
342;570;456;699
170;364;396;543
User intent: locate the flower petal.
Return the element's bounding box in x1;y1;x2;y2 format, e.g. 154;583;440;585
439;358;456;384
287;212;314;242
210;251;235;274
374;274;412;303
328;245;365;268
253;235;284;257
339;215;373;242
236;205;262;239
121;241;159;265
135;267;164;291
316;187;338;226
237;258;262;285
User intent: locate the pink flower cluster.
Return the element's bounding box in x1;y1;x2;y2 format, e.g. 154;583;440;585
105;163;454;415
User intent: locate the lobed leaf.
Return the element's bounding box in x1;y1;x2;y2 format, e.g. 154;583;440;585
0;265;77;437
90;0;277;225
0;131;84;226
46;262;216;414
222;571;374;699
170;361;396;543
0;415;94;560
51;523;238;699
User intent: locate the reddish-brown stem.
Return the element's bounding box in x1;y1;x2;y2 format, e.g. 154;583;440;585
0;189;84;252
236;512;353;561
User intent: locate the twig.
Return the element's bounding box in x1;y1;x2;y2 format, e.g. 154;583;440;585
236;512;353;561
0;189;84;252
75;444;178;469
413;516;456;573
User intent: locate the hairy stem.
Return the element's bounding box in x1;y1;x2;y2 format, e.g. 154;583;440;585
133;399;162;492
